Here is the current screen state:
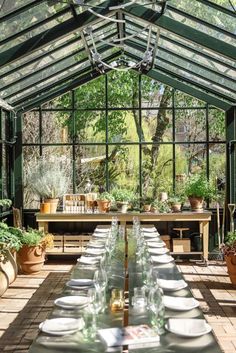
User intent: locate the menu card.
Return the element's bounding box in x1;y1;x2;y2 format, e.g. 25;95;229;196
98;325;160;348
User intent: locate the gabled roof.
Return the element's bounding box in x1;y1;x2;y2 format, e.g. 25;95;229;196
0;0;235;112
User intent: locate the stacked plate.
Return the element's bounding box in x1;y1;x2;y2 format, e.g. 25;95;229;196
148;247;169;255
151;254;174;264
66;278;94;289
39;317;84;335
165;318;212;337
146;241;165;248
158;279;188;291
163;295;199;311
54;295;89;309
142;227;159;234
77;256;100;265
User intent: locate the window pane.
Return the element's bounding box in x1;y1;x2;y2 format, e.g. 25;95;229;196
42;111;72;144
23;146;40;209
75;76;105;109
175;143;207;175
142;109;172;142
209;144;226;207
74;111;106;143
175;109;206;142
209;109;225;141
108;111;139;143
22;111;39;144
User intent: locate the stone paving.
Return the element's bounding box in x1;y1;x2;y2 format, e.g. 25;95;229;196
0;259;235;353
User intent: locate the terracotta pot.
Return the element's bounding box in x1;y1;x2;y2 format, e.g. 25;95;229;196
171;203;182;213
225;255;236;284
143;204;151;212
40;202;51;214
189;197;204;212
97;200;110;213
0;270;8;297
17;245;45;274
0;250;17;284
44;198;59;213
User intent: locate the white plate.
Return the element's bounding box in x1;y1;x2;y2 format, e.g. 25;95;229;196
39;318;84;336
66;279;93;288
143;233;159;238
148;248;169;255
85;248;105;255
151;255;174;263
146;241;165;248
145;237;162;242
158;279;188;291
95;228;110;233
165;318;212;337
54;296;89;308
142;227;158;233
163;296;199;311
93;233;108;238
77;256;100;265
87;243;104;248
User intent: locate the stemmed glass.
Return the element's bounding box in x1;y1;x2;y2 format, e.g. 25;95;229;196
93;268;108;310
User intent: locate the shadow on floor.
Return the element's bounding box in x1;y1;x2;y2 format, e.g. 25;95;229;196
0;271;70;353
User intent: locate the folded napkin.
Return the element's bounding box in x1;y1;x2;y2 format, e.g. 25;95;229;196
67;279;93;287
87;243;104;248
163;296;199;311
143;233;159;238
95;228;110;233
78;256;100;265
142;227;158;233
56;296;88;307
158;279;187;291
93;233;108;238
85;248;105;255
151;254;174;264
146;241;165;248
148;248;168;255
166;318;211;337
41;318;82;332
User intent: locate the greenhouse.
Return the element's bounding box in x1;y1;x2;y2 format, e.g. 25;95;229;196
0;0;235;352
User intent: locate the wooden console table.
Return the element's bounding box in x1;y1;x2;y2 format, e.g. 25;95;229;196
36;211;212;262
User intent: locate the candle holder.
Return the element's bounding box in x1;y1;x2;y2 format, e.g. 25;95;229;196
110;288;124;312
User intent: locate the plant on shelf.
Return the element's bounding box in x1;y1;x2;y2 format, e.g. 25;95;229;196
111;188;135;213
184;174;216;211
220;231;236;285
151;200;171;213
26;155;71;213
140;196;153;212
168;195;185;213
17;228;54;274
96;192;114;213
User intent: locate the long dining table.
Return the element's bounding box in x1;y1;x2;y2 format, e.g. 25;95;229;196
28;224;222;353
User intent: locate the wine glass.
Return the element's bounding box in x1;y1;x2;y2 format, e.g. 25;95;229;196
93;268;108;291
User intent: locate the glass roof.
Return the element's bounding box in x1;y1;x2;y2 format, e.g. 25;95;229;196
0;0;235;112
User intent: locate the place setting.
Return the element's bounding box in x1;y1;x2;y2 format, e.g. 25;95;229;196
39;317;85;336
66;278;94;290
54;295;89;310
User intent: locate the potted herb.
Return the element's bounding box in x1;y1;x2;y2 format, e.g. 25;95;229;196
17;228;54;274
220;231;236;284
151;200;171;214
111;188;134;213
168;195;184;213
141;196;153;212
27;155;71;213
96;192;114;213
184;174;215;211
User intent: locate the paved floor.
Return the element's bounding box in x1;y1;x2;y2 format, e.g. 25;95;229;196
0;259;235;353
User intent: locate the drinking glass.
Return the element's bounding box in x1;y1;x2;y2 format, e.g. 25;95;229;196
132;287;147;308
93;268;108;292
88;287;103;314
148;285;165;335
82;306;97;341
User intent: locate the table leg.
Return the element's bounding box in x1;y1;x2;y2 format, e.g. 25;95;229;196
200;220;209;263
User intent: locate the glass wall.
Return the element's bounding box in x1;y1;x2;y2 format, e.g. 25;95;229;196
22;71;226;209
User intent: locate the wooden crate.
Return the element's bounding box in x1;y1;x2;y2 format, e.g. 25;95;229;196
64;235;83;253
173;238;191;252
160;235;171;250
47;235;63;253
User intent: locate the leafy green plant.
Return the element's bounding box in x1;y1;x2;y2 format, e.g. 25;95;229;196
0;199;12;208
221;231;236;256
168;195;184;205
0;222;22;262
185;174;216;199
17;228;54;248
111;188;135;203
151;200;171;213
97;192;114;202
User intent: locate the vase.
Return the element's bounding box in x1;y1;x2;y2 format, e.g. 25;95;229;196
0;270;8;297
225;255;236;285
171;203;182;213
159;192;168;202
44;198;59;213
0;250;17;284
117;202;129;213
17;245;45;274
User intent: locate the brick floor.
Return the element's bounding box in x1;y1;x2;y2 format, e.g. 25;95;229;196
0;259;235;353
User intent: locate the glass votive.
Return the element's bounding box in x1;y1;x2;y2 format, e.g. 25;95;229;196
132;287;147;308
110;288;125;312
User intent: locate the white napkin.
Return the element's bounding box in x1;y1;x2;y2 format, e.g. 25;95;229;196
151;255;174;263
41;318;81;332
78;256;100;264
95;228;110;233
163;296;199;311
85;248;105;255
56;296;88;307
87;243;104;248
142;227;158;233
158;279;187;291
148;248;168;255
146;241;165;248
167;319;211;336
67;279;93;287
143;233;159;238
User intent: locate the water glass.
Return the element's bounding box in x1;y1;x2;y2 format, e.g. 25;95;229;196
132;287;147;308
88;287;103;314
148;285;165;335
82;306;97;341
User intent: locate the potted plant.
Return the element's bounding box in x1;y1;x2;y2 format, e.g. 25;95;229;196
141;196;153;212
184;174;215;211
151;200;171;213
221;231;236;285
17;228;54;274
0;222;22;296
111;188;134;213
168;195;184;213
27;155;71;213
96;192;114;213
